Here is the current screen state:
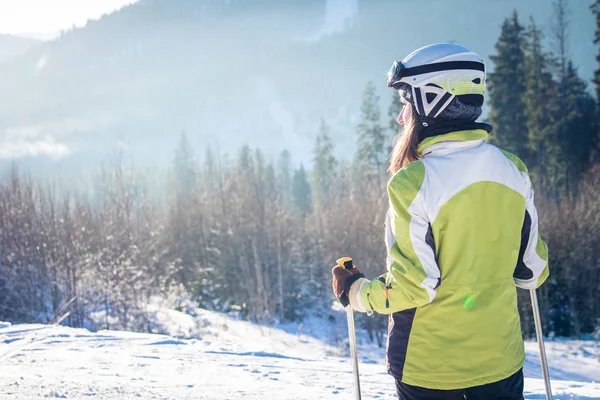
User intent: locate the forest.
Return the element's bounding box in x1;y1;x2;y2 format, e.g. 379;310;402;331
1;1;599;342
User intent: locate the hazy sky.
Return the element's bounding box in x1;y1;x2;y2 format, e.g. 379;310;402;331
0;0;137;38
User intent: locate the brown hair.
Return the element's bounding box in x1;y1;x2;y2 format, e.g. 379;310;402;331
388;103;421;175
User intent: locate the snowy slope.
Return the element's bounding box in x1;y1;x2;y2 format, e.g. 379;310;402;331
1;310;599;400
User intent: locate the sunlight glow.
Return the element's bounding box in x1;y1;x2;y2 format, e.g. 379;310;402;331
0;0;137;38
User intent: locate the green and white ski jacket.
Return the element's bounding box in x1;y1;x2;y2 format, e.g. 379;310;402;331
348;127;549;390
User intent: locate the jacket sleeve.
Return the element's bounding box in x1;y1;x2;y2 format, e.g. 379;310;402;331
349;161;441;314
513;172;549;289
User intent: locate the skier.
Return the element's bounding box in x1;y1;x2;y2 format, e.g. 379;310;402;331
332;43;549;399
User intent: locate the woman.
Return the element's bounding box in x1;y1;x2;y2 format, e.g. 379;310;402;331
332;43;549;400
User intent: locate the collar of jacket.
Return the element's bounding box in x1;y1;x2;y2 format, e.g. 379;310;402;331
417;121;493;156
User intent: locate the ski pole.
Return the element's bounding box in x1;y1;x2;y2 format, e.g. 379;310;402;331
530;288;552;400
337;257;362;400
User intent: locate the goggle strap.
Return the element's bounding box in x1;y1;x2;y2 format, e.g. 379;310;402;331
399;60;485;79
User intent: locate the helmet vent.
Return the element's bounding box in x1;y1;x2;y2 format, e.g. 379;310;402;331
472;78;482;84
426;92;437;103
458;94;484;106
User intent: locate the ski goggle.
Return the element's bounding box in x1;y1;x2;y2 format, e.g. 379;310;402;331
387;60;486;89
387;61;406;90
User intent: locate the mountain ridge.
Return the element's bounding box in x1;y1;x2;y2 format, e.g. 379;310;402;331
0;34;40;63
0;0;595;172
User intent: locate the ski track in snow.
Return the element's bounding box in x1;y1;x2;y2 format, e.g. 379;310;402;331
0;310;598;400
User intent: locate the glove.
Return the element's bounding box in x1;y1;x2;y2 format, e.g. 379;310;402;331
332;264;365;307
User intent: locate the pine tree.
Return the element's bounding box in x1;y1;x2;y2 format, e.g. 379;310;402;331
523;19;560;195
172;131;197;196
292;165;312;215
276;150;293;206
551;0;572;193
488;10;529;160
274;151;293;322
356;81;386;177
550;0;597;192
592;1;600;105
312;118;337;206
560;62;597;191
551;0;570;82
592;0;600;157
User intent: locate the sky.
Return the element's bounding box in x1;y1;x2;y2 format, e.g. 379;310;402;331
0;0;137;39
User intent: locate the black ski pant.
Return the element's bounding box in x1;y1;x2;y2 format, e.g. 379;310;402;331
396;368;524;400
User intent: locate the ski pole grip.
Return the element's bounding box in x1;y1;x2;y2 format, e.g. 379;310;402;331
337;257;354;270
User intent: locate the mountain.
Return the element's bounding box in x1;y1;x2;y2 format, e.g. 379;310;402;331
0;35;39;63
0;0;596;173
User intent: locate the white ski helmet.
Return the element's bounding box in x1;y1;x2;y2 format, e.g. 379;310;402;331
387;43;486;124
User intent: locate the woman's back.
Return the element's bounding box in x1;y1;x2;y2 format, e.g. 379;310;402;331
385;128;548;389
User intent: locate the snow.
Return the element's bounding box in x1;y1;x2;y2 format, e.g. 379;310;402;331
1;308;599;400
